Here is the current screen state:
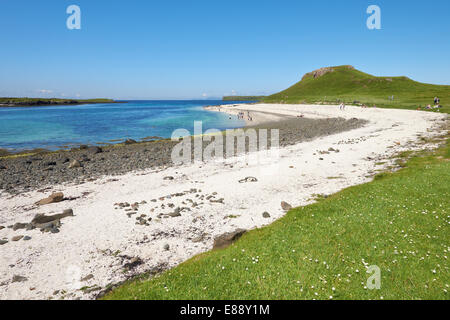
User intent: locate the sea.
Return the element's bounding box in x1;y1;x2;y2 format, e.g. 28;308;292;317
0;100;249;152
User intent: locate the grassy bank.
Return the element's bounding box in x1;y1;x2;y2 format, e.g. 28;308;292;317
105;131;449;300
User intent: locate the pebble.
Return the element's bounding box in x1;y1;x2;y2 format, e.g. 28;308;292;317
12;275;28;283
11;235;23;241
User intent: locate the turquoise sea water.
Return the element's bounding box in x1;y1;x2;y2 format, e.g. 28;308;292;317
0;100;247;152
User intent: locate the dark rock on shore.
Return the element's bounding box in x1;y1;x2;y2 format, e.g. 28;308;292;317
12;275;28;283
68;160;82;168
281;201;292;211
87;146;103;154
213;229;247;249
36;192;64;205
0;117;367;194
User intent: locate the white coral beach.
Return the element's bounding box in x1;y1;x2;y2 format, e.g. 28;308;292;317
0;104;447;300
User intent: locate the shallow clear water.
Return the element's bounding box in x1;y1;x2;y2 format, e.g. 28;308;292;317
0;100;247;151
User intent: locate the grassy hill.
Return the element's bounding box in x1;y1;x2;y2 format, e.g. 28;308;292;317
231;65;450;113
0;97;116;107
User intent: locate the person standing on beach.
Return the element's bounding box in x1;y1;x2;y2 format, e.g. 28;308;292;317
339;103;346;111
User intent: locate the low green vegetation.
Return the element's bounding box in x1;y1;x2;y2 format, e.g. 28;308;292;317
222;96;265;101
105;132;449;300
227;65;450;113
0;97;115;107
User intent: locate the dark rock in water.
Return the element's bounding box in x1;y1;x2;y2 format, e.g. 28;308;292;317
0;240;8;245
262;212;271;218
12;275;28;283
281;201;292;211
68;160;82;169
36;192;64;205
213;229;247;250
87;146;103;154
11;235;23;241
124;139;137;145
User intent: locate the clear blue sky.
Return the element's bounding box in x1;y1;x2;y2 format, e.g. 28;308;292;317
1;0;449;100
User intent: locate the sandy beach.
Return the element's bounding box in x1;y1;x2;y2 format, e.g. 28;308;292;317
0;104;447;300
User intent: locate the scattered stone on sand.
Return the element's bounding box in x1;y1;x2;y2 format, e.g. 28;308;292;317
0;226;4;230
87;146;103;154
0;240;8;245
124;139;137;145
36;192;64;205
163;176;174;181
82;286;102;294
68;160;82;169
11;235;24;241
168;207;181;217
12;222;28;231
213;229;247;250
81;274;94;282
12;275;28;283
0;116;368;194
239;176;258;183
262;211;271;218
192;234;207;243
163;244;170;251
281;201;292;211
31;210;74;226
23;236;31;241
28;209;74;233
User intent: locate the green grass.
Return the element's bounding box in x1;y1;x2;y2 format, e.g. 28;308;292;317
105;136;449;300
229;65;450;113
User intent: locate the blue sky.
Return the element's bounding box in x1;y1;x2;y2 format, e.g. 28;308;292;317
1;0;449;99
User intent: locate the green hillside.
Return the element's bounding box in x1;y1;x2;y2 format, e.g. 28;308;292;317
262;65;449;112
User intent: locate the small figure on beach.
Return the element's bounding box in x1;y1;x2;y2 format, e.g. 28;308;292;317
339;103;346;111
434;97;439;105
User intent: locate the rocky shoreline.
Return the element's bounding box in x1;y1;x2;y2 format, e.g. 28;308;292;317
0;117;366;194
